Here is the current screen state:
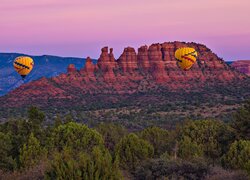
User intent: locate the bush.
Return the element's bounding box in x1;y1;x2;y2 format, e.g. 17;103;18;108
46;146;121;180
179;120;235;164
138;126;170;156
19;133;47;169
0;132;15;171
134;158;208;180
178;136;203;160
48;122;104;153
96;123;127;153
231;100;250;140
115;133;154;170
222;140;250;174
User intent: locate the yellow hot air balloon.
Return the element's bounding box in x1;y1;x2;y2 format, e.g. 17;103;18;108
175;47;198;70
13;56;34;79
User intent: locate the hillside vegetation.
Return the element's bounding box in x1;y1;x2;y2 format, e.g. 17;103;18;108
0;100;249;179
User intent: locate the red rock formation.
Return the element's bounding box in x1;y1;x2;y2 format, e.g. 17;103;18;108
0;41;247;108
80;57;96;82
147;44;169;82
117;47;138;73
138;45;150;71
85;57;96;72
231;60;250;76
67;64;77;73
97;47;117;81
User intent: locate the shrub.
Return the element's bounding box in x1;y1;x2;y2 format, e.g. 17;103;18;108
222;140;250;174
46;146;121;180
0;132;15;171
48;122;104;153
138;126;170;156
19;133;47;169
96;123;127;153
178;136;203;160
134;158;208;180
115;133;154;170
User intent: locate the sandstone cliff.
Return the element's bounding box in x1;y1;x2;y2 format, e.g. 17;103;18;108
1;41;248;108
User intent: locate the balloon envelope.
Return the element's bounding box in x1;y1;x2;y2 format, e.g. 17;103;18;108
13;56;34;79
175;47;198;70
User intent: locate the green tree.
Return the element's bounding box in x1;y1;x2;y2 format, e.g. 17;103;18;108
19;133;46;169
64;114;74;124
0;119;33;166
222;140;250;174
178;136;203;160
231;100;250;140
138;126;169;156
115;133;154;170
46;122;122;180
28;106;45;126
49;122;104;153
0;132;15;171
180;120;234;165
27;107;46;144
46;147;78;180
47;146;121;180
96;123;127;153
54;114;63;128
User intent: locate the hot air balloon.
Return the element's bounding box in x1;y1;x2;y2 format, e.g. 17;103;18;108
13;56;34;79
175;47;198;70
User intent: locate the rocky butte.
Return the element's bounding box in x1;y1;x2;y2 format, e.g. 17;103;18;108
0;42;248;108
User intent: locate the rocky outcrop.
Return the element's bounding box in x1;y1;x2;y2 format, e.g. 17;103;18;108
231;60;250;76
84;57;96;72
80;57;96;82
97;47;117;81
138;45;150;71
0;41;247;108
67;64;77;73
148;44;168;82
117;47;138;73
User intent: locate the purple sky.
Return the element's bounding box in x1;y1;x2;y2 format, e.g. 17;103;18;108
0;0;249;61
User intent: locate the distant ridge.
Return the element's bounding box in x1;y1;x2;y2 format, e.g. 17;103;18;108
230;60;250;76
226;61;233;65
0;53;97;96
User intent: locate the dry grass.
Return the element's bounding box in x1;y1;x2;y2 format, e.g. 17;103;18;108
0;161;47;180
205;166;249;180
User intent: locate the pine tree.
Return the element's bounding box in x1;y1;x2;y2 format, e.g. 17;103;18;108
0;132;15;171
47;146;122;180
96;123;127;153
231;100;250;140
27;106;46;143
64;114;74;124
178;136;203;160
115;133;154;170
138;126;169;156
222;140;250;174
49;122;104;153
179;120;234;165
19;133;46;169
54;114;63;128
28;106;45;126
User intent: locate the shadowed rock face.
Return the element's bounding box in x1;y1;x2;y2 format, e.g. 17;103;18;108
0;41;248;108
231;60;250;76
